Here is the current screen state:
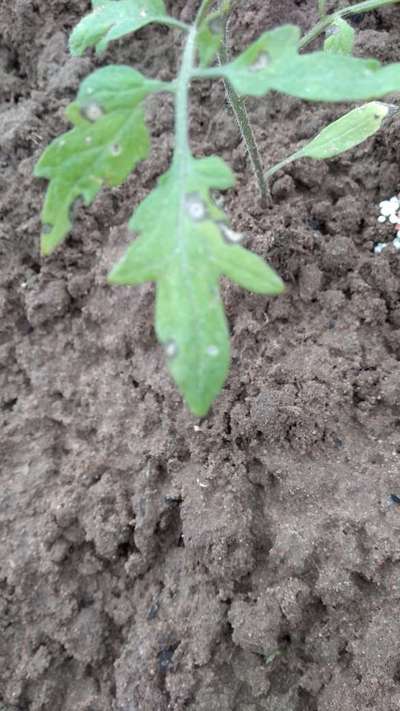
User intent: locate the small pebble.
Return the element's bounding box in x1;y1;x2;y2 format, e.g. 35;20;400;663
375;194;400;253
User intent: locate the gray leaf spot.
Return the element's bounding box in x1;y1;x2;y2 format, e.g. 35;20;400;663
81;102;104;122
184;193;207;221
164;340;178;359
250;52;270;72
207;345;219;357
326;25;339;37
218;222;243;244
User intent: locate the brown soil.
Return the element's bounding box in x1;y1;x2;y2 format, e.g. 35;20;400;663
2;1;400;709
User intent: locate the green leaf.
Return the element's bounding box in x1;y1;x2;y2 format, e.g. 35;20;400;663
196;0;230;67
220;25;300;96
218;24;400;101
300;101;395;159
69;0;171;55
271;54;400;101
34;66;165;255
318;0;327;16
74;64;167;113
108;156;283;416
324;17;355;55
265;101;396;181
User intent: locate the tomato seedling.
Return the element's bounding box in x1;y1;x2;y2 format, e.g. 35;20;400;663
35;0;400;415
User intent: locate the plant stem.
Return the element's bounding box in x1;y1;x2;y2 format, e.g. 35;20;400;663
300;0;400;49
174;0;215;166
174;0;267;207
174;26;197;165
218;19;268;206
219;58;268;205
264;150;303;182
163;18;191;32
192;67;224;79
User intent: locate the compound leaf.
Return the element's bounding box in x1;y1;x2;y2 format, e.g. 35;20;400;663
324;18;355;55
108;156;283;416
69;0;170;56
34;66;166;255
219;24;400;101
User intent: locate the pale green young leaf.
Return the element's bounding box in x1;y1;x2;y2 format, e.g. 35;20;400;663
324;17;355;55
34;66;165;255
196;1;230;67
216;24;400;101
108;156;283;416
265;101;396;181
69;0;170;56
300;101;395;159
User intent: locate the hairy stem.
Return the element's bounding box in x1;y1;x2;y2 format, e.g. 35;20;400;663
300;0;400;49
218;20;268;205
174;0;216;166
174;25;197;164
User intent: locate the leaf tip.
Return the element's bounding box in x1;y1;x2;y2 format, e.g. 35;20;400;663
268;272;285;295
183;387;219;418
188;401;211;418
107;266;121;285
68;35;83;57
107;259;131;285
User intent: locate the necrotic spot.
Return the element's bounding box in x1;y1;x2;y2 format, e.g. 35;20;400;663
164;340;178;359
80;102;104;122
250;52;270;72
218;222;243;244
184;193;207;221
